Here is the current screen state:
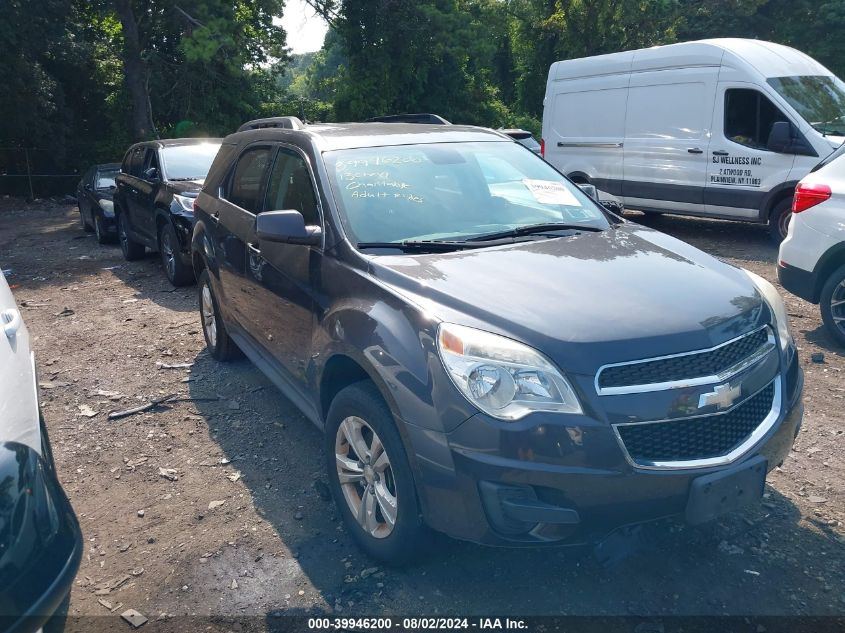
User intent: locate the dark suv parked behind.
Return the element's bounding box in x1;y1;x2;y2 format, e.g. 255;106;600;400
192;117;803;564
115;138;221;285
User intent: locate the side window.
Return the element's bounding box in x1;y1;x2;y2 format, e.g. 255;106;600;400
127;148;145;177
143;149;160;179
226;147;272;213
725;89;789;150
263;148;320;225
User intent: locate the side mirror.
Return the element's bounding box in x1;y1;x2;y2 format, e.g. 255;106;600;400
577;183;599;200
256;210;321;246
83;184;93;191
143;167;159;180
767;121;792;153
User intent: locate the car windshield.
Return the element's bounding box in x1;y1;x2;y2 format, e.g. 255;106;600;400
96;168;118;189
160;143;221;181
323;141;609;246
768;75;845;136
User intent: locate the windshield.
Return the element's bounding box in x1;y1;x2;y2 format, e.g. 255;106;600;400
95;168;118;189
323;141;609;246
768;75;845;136
160;143;221;181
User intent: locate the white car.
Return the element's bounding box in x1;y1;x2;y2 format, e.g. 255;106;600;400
0;270;82;632
778;144;845;346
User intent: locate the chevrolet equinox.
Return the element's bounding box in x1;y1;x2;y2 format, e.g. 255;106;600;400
191;117;804;564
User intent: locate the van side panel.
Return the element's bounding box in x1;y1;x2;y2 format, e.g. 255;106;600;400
542;54;633;194
622;66;719;211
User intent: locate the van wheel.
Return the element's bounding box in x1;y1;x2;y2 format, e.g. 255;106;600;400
325;381;430;565
769;198;792;243
159;222;194;286
117;213;145;260
198;269;240;361
820;264;845;347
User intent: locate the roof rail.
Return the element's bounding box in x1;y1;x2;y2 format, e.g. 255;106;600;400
366;113;451;125
237;116;305;132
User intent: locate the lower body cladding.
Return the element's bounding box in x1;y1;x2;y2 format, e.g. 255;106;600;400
403;361;804;546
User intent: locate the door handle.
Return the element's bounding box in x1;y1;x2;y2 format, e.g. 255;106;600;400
712;150;729;156
687;147;703;154
248;243;261;254
2;309;21;339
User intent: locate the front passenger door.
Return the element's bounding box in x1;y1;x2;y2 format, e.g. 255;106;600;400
244;146;322;389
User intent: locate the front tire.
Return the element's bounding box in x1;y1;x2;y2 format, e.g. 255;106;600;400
94;213;111;245
198;269;240;361
325;381;430;565
79;204;93;232
117;213;145;260
769;198;792;243
159;222;194;286
820;264;845;347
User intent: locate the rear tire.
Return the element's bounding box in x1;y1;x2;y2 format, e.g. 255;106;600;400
769;198;792;243
117;212;145;260
325;381;431;565
820;264;845;347
159;222;194;286
198;269;240;361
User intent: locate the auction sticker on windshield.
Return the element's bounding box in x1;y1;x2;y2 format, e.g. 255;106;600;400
522;179;580;205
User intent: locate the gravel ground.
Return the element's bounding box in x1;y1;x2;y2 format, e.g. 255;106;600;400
0;201;843;630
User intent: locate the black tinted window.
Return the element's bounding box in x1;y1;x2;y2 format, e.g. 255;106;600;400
127;148;145;177
263;149;320;225
725;89;789;150
227;147;272;213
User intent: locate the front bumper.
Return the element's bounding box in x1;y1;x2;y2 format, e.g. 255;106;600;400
406;358;803;546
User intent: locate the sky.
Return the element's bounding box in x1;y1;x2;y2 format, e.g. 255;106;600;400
276;0;329;54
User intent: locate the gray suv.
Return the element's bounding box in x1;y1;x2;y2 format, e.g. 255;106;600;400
191;117;804;564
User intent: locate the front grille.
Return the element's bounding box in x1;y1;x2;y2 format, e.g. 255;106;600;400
615;382;775;465
598;327;770;390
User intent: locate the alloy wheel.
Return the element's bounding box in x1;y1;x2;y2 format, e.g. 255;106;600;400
335;416;397;538
94;216;102;242
118;215;128;253
161;230;176;280
832;279;845;338
201;283;217;348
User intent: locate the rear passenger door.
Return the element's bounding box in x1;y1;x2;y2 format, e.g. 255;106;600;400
622;71;717;212
215;145;274;327
243;146;322;389
705;86;797;218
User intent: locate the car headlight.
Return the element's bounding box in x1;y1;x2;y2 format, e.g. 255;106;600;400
743;269;793;353
437;323;582;420
98;199;114;216
173;194;196;212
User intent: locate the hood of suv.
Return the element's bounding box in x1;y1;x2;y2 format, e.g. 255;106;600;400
368;224;768;375
166;180;204;194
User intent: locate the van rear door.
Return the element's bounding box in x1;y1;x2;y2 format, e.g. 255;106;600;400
622;68;716;212
705;85;797;218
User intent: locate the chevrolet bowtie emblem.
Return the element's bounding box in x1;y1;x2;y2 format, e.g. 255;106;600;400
698;383;742;410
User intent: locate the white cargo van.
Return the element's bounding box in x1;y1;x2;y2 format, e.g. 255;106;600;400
541;38;845;241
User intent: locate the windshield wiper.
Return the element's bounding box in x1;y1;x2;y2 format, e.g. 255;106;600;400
357;240;491;252
465;222;603;242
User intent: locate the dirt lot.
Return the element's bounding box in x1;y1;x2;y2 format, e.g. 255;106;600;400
1;200;843;629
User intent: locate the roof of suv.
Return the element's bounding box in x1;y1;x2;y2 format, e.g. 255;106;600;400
131;138;222;150
224;123;510;152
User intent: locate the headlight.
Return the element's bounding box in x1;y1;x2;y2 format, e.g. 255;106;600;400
743;269;793;352
173;194;196;212
437;323;582;420
98;199;114;216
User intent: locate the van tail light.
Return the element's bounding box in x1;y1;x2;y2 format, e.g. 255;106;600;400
540;138;545;157
792;183;831;213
